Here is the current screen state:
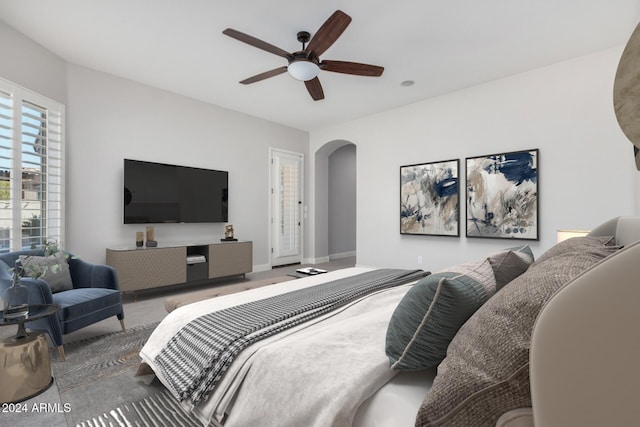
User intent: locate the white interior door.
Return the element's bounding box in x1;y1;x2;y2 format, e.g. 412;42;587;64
271;149;303;267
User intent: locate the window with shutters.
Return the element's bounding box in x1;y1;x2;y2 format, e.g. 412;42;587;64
279;161;298;254
0;78;65;253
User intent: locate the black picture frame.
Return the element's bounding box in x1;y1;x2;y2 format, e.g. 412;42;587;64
400;159;460;237
465;149;539;240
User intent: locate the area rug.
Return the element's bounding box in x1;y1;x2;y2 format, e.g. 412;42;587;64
52;322;200;426
51;322;159;393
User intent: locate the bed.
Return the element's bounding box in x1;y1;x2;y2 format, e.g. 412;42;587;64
139;216;640;427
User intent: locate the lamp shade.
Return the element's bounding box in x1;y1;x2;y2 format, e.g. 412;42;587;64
556;229;590;243
288;60;320;81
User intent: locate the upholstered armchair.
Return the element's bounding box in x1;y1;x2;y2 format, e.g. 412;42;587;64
0;249;125;361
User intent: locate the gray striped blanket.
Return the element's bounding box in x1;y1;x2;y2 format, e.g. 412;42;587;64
154;268;427;407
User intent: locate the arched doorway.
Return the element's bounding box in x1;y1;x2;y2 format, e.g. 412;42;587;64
314;140;356;262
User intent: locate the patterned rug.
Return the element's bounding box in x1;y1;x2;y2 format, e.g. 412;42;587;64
52;322;201;426
68;388;201;427
51;322;158;393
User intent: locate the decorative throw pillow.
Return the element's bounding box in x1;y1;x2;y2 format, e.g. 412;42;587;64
385;258;497;371
20;251;73;293
535;235;616;264
487;245;535;290
415;236;620;427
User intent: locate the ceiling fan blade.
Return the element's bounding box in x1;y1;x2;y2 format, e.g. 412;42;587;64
239;66;288;84
304;77;325;101
223;28;292;59
306;10;352;57
320;60;384;77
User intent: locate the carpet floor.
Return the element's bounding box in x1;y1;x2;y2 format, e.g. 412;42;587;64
52;322;158;394
54;322;199;426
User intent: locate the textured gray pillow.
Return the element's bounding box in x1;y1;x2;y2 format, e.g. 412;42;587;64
415;236;620;427
20;251;73;293
488;245;534;290
386;259;496;371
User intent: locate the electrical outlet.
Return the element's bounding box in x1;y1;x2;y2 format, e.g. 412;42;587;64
417;255;423;265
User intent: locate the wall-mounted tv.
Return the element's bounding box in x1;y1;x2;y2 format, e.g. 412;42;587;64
124;159;228;224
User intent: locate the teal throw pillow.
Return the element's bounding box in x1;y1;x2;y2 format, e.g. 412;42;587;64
386;258;496;371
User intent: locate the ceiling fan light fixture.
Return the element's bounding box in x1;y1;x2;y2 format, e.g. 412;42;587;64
288;60;320;81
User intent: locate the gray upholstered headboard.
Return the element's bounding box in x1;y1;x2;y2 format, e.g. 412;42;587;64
532;216;640;426
587;216;640;246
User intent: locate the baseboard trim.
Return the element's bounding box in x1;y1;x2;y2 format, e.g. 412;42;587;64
329;251;356;260
252;263;272;273
302;256;330;264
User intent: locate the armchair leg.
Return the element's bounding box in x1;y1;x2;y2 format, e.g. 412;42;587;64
119;319;126;332
58;346;66;362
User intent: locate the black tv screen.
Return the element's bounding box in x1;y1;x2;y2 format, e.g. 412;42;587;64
124;159;228;224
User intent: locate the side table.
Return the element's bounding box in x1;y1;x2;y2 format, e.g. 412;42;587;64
0;304;60;403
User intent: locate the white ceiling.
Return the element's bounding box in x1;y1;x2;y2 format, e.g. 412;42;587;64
1;0;639;131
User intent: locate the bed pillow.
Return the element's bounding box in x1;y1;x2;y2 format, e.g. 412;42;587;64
488;245;535;290
535;235;615;264
19;251;73;293
415;236;620;427
386;258;496;371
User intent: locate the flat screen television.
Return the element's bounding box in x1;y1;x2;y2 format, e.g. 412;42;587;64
123;159;228;224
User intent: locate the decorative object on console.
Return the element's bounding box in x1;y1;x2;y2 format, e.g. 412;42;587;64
222;224;237;241
466;149;538;240
136;232;144;248
145;226;157;247
400;159;459;236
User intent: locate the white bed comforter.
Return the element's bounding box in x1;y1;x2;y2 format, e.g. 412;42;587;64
140;267;414;427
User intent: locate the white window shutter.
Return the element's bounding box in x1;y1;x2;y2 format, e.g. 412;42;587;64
0;77;65;252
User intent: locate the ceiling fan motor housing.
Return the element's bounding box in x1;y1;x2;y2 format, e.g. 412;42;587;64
297;31;311;45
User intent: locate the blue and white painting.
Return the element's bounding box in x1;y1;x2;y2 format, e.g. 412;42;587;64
400;159;459;236
466;149;538;240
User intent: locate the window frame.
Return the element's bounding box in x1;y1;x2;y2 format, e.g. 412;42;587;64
0;77;65;252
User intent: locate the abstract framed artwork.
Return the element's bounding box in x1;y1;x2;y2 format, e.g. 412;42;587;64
465;149;538;240
400;159;459;236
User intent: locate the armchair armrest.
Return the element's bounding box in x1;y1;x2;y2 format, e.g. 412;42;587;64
0;275;54;307
68;257;120;291
20;277;55;305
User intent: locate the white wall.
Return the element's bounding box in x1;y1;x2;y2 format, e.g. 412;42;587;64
310;47;636;271
0;20;310;269
65;64;308;266
2;17;638;272
0;22;66;104
328;144;356;258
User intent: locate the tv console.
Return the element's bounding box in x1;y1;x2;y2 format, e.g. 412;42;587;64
106;240;252;293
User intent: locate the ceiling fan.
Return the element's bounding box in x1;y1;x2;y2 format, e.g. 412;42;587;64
223;10;384;101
